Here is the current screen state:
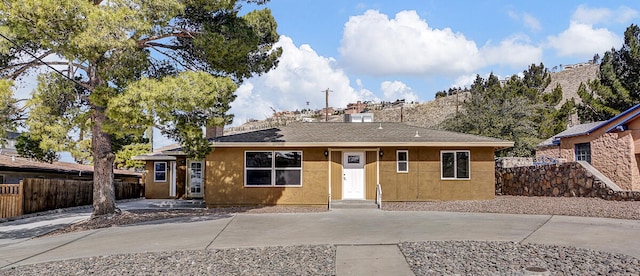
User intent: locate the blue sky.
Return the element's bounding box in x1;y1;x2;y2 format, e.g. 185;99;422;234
7;1;640;155
229;0;639;126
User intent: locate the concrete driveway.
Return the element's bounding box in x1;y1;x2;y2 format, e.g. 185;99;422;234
1;207;640;270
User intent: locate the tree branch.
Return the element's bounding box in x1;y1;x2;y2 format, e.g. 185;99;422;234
143;41;181;50
149;46;194;71
137;29;196;49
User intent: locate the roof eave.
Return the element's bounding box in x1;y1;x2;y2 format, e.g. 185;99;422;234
131;155;177;161
210;141;514;148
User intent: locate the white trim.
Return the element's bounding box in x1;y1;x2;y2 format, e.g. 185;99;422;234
376;148;380;189
169;161;176;197
440;150;471;180
187;159;204;197
328;148;332;208
153;161;167;182
396;150;408;173
244;150;303;187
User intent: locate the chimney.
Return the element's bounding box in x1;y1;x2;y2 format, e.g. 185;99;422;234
205;125;224;139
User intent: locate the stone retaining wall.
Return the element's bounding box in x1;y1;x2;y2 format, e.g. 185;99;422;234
495;157;534;168
496;161;640;201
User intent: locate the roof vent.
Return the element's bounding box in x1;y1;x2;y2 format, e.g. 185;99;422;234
378;123;383;129
414;131;420;137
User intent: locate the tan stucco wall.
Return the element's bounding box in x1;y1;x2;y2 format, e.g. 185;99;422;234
205;147;328;206
205;146;497;206
142;158;187;199
144;161;170;199
376;147;495;201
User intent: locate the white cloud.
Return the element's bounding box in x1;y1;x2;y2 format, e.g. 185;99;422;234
339;10;481;76
522;13;542;32
508;11;542;32
450;73;507;90
339;9;542;77
481;35;543;68
229;35;371;126
547;21;621;57
572;5;638;25
452;74;478;89
616;6;639;23
380;81;419;102
572;5;611;25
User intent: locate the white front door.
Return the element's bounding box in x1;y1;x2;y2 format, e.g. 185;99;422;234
343;152;365;199
187;160;204;198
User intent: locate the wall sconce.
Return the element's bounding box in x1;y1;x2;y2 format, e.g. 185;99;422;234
379;150;384;157
324;150;329;157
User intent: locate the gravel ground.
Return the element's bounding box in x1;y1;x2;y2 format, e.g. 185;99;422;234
2;245;336;276
400;241;640;275
384;195;640;220
4;196;640;275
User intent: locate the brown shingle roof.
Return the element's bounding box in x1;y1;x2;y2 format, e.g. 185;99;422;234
0;155;140;177
211;122;512;148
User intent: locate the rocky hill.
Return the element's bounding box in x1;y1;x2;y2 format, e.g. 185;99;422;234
371;93;469;128
227;64;600;132
543;63;599;106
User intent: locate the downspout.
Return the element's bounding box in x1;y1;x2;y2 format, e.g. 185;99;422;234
376;148;380;187
377;148;381;208
327;148;332;210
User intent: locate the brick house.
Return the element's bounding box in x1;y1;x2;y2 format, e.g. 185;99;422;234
135;122;513;206
536;104;640;190
344;101;367;114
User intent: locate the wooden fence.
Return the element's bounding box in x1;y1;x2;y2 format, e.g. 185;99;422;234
0;182;23;218
1;179;142;218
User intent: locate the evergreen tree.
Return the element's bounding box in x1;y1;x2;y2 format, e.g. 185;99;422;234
15;133;59;163
0;0;281;217
577;24;640;122
440;63;572;157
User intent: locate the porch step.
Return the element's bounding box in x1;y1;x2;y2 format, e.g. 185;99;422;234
331;200;379;210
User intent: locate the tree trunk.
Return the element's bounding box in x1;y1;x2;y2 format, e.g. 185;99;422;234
91;107;118;216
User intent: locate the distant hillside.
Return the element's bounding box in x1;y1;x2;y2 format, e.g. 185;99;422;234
227;64;600;132
543;63;599;106
379;64;600;128
371;93;469;128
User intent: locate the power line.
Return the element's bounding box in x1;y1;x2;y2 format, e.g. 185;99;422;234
0;32;90;91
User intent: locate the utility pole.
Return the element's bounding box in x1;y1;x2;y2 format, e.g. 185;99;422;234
321;88;333;122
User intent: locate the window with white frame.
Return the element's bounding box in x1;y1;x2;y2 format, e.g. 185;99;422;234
245;151;302;186
397;150;408;173
441;151;470;180
154;162;167;182
574;143;591;163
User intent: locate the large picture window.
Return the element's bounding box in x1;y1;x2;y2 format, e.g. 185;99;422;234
575;143;591;163
397;150;408;173
154;162;167;182
245;151;302;187
441;151;470;180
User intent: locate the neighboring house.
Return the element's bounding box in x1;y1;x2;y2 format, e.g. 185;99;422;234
0;155;141;184
536;104;640;191
135;122;513;206
0;131;20;156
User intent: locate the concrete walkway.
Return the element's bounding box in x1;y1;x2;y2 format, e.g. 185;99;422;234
2;203;640;274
